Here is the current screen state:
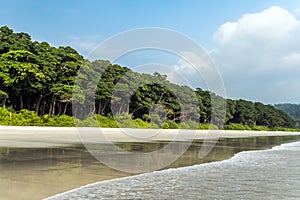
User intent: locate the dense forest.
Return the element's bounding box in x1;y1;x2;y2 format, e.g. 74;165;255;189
275;103;300;128
0;26;297;130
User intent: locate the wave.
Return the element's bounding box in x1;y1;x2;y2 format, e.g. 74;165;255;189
45;140;300;200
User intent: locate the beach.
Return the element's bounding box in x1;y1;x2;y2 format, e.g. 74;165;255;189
0;126;299;199
0;126;299;148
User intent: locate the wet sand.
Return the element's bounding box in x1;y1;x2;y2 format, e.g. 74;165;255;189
0;126;299;148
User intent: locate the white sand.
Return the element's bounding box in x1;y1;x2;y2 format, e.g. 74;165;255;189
0;126;299;148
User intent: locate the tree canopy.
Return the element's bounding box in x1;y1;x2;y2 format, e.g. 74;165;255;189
275;103;300;128
0;26;296;129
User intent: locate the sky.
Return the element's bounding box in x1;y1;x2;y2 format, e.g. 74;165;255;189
1;0;300;104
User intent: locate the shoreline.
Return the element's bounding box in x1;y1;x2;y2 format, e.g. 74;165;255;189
45;139;300;200
0;125;299;148
0;127;299;200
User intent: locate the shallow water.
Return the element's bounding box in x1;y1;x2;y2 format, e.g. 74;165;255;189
47;139;300;200
0;136;299;199
0;146;131;199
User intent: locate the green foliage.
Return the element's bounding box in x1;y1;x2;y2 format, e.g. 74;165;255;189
275;104;300;119
198;123;219;130
163;120;179;129
41;114;75;127
11;109;42;126
78;114;118;128
0;107;10;125
52;115;75;127
77;115;99;127
40;114;57;126
232;100;256;126
271;127;300;132
223;123;251;130
179;120;199;129
147;122;160;129
0;106;298;132
148;113;166;128
114;114;135;128
0;26;297;130
133;118;149;128
96;115;118;128
275;103;300;128
251;125;270;131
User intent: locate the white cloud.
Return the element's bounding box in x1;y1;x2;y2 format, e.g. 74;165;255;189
173;58;196;75
211;6;300;103
213;22;237;45
68;34;102;54
167;52;215;90
169;58;205;88
214;6;299;44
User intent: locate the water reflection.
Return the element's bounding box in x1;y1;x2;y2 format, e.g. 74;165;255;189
0;136;299;200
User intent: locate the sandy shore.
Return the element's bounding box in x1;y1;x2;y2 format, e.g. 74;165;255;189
0;126;299;200
0;126;299;148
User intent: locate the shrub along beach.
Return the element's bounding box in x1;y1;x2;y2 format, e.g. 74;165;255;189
0;106;299;132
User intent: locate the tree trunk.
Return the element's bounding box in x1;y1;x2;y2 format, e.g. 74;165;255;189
35;94;43;115
49;95;56;115
118;104;123;114
63;102;69;115
58;103;62;115
97;102;101;115
100;100;109;115
41;100;46;115
49;102;53;115
52;100;56;115
26;95;32;110
20;95;24;110
91;104;95;114
0;98;6;107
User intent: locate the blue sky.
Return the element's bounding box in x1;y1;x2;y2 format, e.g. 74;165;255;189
1;0;300;104
2;0;298;49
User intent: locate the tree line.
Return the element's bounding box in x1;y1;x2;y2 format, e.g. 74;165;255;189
275;103;300;128
0;26;296;129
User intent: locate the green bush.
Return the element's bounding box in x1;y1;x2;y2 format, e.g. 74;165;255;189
11;109;42;126
133;118;149;128
223;123;251;130
53;115;76;127
142;114;151;122
41;114;57;126
198;123;219;130
96;115;118;128
79;114;118;128
179;120;199;129
79;115;99;127
79;114;161;128
163;120;179;129
5;107;299;132
179;122;189;129
251;125;270;131
147;122;159;129
271;127;300;132
0;107;11;125
148;114;165;128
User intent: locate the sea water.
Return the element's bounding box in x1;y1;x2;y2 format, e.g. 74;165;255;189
46;141;300;200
